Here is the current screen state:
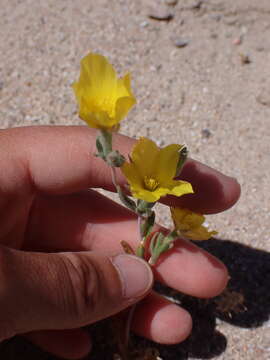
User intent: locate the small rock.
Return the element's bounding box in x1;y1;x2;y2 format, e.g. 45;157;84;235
165;0;178;5
239;53;251;65
256;90;270;107
173;38;189;48
190;0;203;10
156;139;165;147
0;81;4;91
150;64;162;71
232;36;242;45
210;14;222;21
148;7;174;21
192;104;198;112
201;128;212;138
240;26;248;35
210;32;218;39
140;20;149;28
225;17;238;26
256;46;264;52
180;91;185;105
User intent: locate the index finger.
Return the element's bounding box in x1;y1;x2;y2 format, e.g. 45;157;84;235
0;125;240;214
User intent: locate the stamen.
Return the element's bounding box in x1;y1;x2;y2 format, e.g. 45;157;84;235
144;176;159;191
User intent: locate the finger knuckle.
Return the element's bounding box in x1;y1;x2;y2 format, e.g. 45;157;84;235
59;253;101;325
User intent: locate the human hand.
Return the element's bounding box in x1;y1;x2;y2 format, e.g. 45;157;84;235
0;126;240;359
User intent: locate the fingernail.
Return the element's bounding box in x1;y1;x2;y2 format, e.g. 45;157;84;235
112;254;153;299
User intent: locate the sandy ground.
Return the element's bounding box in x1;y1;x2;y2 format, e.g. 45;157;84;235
0;0;269;359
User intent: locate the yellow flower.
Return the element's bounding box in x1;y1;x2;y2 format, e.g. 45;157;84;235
170;207;218;241
72;53;136;129
121;137;193;202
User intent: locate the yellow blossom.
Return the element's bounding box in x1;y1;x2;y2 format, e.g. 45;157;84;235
121;137;193;202
170;207;218;240
72;53;136;129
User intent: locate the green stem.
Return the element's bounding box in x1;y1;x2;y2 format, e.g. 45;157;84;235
111;167;136;212
110;166;118;189
148;230;179;265
99;129;112;156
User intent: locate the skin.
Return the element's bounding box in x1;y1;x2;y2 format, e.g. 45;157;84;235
0;126;240;359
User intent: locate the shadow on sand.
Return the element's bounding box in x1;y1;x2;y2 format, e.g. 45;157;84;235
137;238;270;360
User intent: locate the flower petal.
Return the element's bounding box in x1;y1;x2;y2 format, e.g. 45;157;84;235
115;96;136;124
116;73;135;99
167;180;194;198
183;227;218;241
131;188;161;202
78;98;111;128
155;144;182;183
171;207;203;230
121;162;143;188
80;53;117;99
131;137;159;178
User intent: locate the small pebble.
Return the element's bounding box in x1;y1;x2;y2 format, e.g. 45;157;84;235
225;17;238;26
210;14;222;21
150;64;162;71
148;7;174;21
256;90;270;107
190;0;203;10
140;20;149;28
241;26;248;35
232;36;242;45
192;104;198;112
173;38;189;48
239;53;251;64
165;0;178;5
156;139;165;147
210;32;218;39
201;128;212;138
40;16;46;25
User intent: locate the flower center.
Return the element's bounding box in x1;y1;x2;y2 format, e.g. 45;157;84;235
144;176;159;191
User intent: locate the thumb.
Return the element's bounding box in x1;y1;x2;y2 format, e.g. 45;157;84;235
0;245;153;340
